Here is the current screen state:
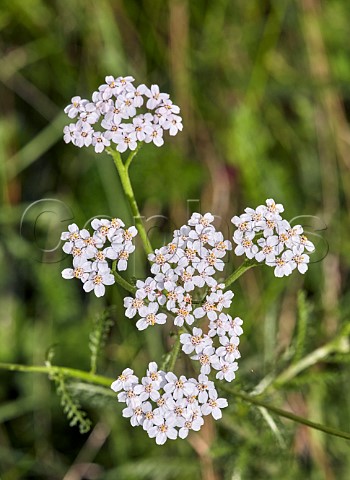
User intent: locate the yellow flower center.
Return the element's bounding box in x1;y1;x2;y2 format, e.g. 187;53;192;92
93;275;103;285
119;251;129;260
155;254;165;265
191;335;202;345
74;267;83;278
100;226;109;236
111;218;121;228
204;302;216;312
199;354;210;365
185;248;197;259
124;230;133;241
69;232;80;241
242;239;252;248
132;298;144;309
207;252;217;266
239;221;249;231
279;233;289;243
178;308;189;318
226;343;236;354
175;380;184;389
146;313;156;325
216;241;227;251
200;218;210;226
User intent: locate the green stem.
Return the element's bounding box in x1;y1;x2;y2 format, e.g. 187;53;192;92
273;331;350;388
224;259;258;289
125;143;142;171
107;147;153;256
161;331;183;372
220;387;350;441
2;361;350;441
0;362;111;387
111;261;137;294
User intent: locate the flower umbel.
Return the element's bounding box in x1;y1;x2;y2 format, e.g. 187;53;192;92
61;217;137;297
63;75;183;154
232;199;316;277
61;78;318;445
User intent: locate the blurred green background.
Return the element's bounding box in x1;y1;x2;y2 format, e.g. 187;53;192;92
1;0;350;478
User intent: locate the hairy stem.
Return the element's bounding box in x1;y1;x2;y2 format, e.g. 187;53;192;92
107;147;153;256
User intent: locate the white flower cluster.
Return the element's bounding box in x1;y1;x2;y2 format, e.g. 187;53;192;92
112;363;228;445
63;75;183;153
60;218;137;297
123;212;233;330
114;213;239;442
231;199;315;277
181;313;242;382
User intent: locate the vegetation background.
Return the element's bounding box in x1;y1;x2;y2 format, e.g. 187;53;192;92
1;0;350;478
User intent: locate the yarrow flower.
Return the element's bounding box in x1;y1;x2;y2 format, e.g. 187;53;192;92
112;363;228;444
123;212;233;333
63;75;183;154
60;80;320;444
60;207;316;441
231;199;316;277
60;217;137;297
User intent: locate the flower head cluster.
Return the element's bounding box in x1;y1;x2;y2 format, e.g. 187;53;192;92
123;212;233;330
61;218;137;297
63;75;183;154
115;214;239;443
181;312;242;382
231;199;315;277
112;363;228;445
